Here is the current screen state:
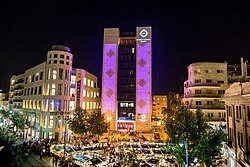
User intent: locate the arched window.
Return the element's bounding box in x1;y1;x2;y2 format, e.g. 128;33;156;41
52;70;57;79
51;84;56;95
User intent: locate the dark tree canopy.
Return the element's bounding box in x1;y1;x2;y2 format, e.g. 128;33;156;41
164;92;226;166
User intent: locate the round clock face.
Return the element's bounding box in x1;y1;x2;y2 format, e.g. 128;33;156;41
139;29;149;38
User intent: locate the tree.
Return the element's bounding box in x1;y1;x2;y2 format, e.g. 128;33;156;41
9;112;25;131
88;110;109;140
68;107;89;139
164;92;226;167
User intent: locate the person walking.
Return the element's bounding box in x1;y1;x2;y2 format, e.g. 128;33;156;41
52;156;56;166
39;146;43;159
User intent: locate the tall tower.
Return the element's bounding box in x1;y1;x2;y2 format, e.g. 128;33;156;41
101;27;152;132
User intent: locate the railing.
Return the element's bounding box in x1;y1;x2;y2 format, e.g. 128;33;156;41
189;105;225;109
184;94;222;98
185;83;220;88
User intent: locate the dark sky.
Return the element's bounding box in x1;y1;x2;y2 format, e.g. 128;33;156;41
1;1;250;94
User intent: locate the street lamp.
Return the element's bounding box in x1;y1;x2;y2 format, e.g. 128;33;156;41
179;135;188;167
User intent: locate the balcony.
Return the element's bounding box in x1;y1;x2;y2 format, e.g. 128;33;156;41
184;94;222;98
185;82;220;88
189;105;225;110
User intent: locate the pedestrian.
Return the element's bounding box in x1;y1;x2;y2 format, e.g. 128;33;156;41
39;147;43;159
55;156;59;166
52;156;56;166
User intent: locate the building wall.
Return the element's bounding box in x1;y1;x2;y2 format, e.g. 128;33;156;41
102;27;152;132
152;95;167;127
224;82;250;167
73;68;100;113
9;45;100;141
183;62;228;126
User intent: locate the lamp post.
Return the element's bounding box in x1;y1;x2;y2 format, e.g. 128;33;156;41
179;135;188;167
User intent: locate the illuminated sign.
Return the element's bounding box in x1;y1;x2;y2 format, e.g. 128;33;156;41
139;29;149;38
137;27;151;42
139;114;147;122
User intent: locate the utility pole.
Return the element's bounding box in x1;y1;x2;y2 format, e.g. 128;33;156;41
63;113;67;159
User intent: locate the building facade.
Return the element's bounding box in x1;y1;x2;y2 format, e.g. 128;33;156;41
9;45;100;140
224;82;250;167
183;62;228;126
0;92;9;110
101;27;152;132
152;95;167;127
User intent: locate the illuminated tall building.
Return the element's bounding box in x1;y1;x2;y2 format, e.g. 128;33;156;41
101;27;152;132
9;45;100;140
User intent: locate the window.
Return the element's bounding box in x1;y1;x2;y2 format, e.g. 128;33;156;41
51;84;56;95
59;69;63;80
49;100;54;111
49;60;51;64
194;69;200;74
35;74;39;81
247;106;250;121
84;78;87;85
64;85;68;95
195;90;201;94
57;100;61;111
66;62;69;65
217;70;223;73
83;90;86;97
40;72;43;80
23;100;26;108
65;70;68;80
48;68;51;79
33;101;36;109
37;86;42;95
54;54;58;58
218;90;225;95
206;79;212;83
207;101;213;105
60;60;64;64
60;54;64;59
69;101;74;110
46;84;50;95
31;87;33;95
37;101;41;110
236;106;239;119
86;102;89;109
239;106;242;119
34;87;37;95
52;70;57;79
217;80;224;84
195;79;201;83
58;84;62;95
132;48;135;53
28;75;31;83
32;75;35;82
87;91;90;97
53;60;57;64
66;56;69;60
49;116;53;128
82;102;85;109
196;101;202;106
205;69;212;73
91;81;94;87
208;112;214;117
71;76;76;84
88;79;90;86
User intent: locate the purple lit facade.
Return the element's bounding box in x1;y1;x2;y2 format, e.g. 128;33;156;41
136;27;152;132
101;28;119;131
102;27;152;132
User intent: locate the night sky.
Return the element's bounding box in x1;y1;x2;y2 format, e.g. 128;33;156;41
1;1;250;94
